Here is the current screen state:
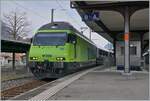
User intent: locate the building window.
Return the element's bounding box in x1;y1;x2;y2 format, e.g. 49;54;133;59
120;46;137;55
121;47;124;55
130;46;136;55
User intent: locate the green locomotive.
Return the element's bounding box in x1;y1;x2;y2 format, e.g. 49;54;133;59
29;22;97;79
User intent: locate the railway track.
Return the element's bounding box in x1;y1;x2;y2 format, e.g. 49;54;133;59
1;80;50;100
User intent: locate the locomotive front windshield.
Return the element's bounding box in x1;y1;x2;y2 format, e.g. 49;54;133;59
33;32;67;46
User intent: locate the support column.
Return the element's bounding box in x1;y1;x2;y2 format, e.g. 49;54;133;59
140;33;143;69
124;6;130;73
51;9;54;23
89;29;92;40
113;40;116;66
26;51;30;72
140;33;143;58
12;52;15;71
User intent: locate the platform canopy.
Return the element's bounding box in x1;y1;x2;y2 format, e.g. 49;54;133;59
1;39;31;53
71;1;149;43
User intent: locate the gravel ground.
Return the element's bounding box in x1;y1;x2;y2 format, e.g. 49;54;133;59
1;66;37;91
1;77;36;91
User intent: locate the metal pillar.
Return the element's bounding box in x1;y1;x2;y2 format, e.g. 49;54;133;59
124;6;130;73
12;52;15;71
89;29;92;40
140;33;143;58
113;40;116;66
51;9;54;23
26;51;30;72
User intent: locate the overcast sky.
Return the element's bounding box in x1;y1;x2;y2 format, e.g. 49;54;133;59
1;0;112;50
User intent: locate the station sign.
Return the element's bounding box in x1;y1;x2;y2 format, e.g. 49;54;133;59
104;43;113;50
82;12;99;21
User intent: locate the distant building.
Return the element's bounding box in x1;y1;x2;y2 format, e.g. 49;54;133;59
0;53;26;66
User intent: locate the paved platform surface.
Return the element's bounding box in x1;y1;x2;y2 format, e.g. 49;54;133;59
49;68;149;100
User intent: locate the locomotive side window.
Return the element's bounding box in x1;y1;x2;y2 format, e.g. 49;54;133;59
88;46;96;59
67;34;77;44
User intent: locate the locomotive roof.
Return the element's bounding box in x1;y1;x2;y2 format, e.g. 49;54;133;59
39;22;75;30
38;22;96;47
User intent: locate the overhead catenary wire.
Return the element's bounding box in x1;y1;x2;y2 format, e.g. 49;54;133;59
55;0;82;28
13;0;82;28
55;0;97;41
55;0;95;41
12;1;48;22
11;0;95;40
54;1;110;49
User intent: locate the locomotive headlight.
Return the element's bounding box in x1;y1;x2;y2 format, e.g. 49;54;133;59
56;57;65;61
30;57;39;60
33;57;36;60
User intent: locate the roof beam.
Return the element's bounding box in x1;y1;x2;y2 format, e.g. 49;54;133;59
94;30;149;34
94;21;114;38
71;1;149;11
75;1;114;39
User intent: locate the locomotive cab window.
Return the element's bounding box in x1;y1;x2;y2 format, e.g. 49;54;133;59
33;32;67;46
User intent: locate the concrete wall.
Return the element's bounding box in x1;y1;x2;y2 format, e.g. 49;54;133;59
116;41;141;67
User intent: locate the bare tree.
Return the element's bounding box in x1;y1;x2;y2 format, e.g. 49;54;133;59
3;10;31;40
3;10;31;71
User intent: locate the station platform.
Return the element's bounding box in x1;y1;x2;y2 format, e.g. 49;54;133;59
29;66;149;100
